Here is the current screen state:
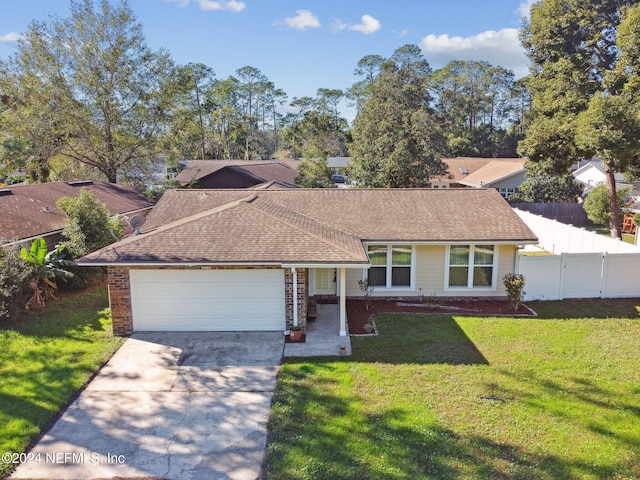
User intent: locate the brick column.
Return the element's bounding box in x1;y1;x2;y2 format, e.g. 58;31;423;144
107;267;133;335
284;268;308;330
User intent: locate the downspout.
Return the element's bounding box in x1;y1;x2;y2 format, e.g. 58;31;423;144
292;267;299;327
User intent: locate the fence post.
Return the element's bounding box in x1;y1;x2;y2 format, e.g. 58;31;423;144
600;252;607;298
559;252;566;300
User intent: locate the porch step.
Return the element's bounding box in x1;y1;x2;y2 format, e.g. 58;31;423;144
315;295;339;304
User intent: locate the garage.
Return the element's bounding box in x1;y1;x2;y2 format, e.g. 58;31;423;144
129;269;285;331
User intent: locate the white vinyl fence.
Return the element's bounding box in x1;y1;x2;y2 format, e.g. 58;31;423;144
514;209;639;254
514;209;640;300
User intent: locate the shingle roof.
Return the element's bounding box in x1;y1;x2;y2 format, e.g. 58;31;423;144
79;188;537;265
435;157;494;182
0;181;153;245
457;158;527;187
175;160;299;186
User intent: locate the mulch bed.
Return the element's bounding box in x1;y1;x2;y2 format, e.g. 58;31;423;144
347;299;534;335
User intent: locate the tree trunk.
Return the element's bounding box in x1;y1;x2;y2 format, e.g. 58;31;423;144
604;162;622;239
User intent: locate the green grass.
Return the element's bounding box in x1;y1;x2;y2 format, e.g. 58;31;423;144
265;298;640;480
0;287;123;478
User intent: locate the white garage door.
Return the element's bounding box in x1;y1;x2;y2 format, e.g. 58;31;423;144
130;269;285;331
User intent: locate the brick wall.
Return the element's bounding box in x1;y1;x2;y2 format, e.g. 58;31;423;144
106;265;306;335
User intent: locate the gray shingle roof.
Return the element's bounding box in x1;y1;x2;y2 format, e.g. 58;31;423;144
79;188;537;265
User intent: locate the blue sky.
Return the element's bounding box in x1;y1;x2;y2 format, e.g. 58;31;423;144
0;0;537;120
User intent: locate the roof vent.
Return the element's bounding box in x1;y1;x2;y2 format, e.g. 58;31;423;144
67;180;94;187
0;189;12;196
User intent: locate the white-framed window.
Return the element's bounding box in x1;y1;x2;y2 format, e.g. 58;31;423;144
499;187;516;199
445;244;497;289
366;244;414;289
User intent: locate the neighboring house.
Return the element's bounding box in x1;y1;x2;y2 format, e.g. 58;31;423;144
175;160;299;188
430;157;493;188
572;158;640;233
431;158;528;198
572;158;630;193
78;188;537;338
0;180;153;249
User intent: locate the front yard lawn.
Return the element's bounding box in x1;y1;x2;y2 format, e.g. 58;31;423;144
0;287;123;478
265;299;640;480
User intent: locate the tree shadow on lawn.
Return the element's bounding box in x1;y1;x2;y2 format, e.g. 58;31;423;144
350;314;489;365
266;364;624;480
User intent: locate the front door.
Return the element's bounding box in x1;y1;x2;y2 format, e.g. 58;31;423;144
313;268;337;295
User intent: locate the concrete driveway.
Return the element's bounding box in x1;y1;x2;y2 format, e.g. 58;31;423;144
10;331;284;480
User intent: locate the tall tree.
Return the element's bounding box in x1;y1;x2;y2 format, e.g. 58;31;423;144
0;0;174;183
182;63;216;160
430;60;519;157
160;63;215;163
347;54;384;114
519;0;640;238
207;76;244;159
349;45;447;187
258;82;287;155
235;65;268;160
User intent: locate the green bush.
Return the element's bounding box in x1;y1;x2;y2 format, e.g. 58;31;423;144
56;188;124;259
583;184;629;226
503;273;526;311
0;247;33;323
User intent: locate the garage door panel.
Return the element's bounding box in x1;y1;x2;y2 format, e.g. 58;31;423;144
130;269;285;331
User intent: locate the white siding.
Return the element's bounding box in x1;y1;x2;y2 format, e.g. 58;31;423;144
345;245;516;298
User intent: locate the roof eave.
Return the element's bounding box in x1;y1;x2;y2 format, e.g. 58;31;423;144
459;168;527;187
76;260;371;268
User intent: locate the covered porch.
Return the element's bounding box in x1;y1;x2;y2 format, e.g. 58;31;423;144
284;303;352;357
288;265;364;338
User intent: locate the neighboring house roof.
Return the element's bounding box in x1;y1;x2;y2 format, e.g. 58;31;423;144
0;180;153;246
175;160;299;187
79;188;538;266
435;157;494;183
457;158;527;188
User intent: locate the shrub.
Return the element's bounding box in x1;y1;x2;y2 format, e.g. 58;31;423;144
358;278;374;310
583;184;629;226
503;273;526;311
56;188;124;259
0;247;33;323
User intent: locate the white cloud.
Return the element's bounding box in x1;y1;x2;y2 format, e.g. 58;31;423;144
349;14;381;35
517;0;540;19
0;32;24;43
165;0;245;12
199;0;245;12
283;10;321;30
420;28;529;77
330;18;348;32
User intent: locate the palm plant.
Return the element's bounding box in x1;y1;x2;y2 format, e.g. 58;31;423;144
19;238;76;308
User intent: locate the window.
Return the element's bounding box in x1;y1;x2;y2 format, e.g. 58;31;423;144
366;245;413;288
499;187;516;199
447;245;496;289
